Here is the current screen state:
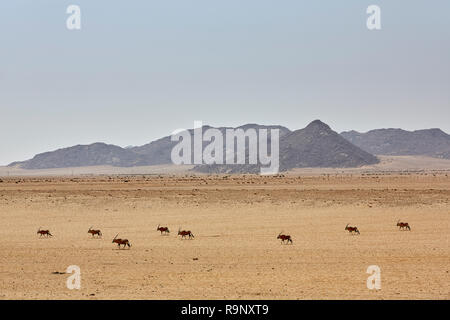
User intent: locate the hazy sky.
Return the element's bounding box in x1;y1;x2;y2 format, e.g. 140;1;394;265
0;1;449;165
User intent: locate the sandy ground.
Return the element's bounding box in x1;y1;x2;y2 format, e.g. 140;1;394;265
0;164;195;176
0;173;449;300
2;155;450;177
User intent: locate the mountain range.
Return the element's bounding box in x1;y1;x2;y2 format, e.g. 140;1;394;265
8;120;450;173
341;128;450;159
194;120;378;174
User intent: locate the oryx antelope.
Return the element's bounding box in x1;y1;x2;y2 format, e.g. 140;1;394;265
112;234;131;249
157;224;170;235
178;228;194;239
277;232;293;244
345;223;360;235
396;220;411;231
88;226;102;238
37;227;52;237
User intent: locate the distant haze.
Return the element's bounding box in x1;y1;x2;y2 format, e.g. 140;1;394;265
1;1;449;165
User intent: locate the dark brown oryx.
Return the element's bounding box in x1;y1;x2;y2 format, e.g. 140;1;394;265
88;226;102;238
396;220;411;231
277;232;293;244
37;227;52;237
157;224;170;235
345;223;360;235
112;234;131;249
178;227;194;239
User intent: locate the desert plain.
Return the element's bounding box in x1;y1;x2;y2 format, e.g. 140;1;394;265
0;163;449;299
